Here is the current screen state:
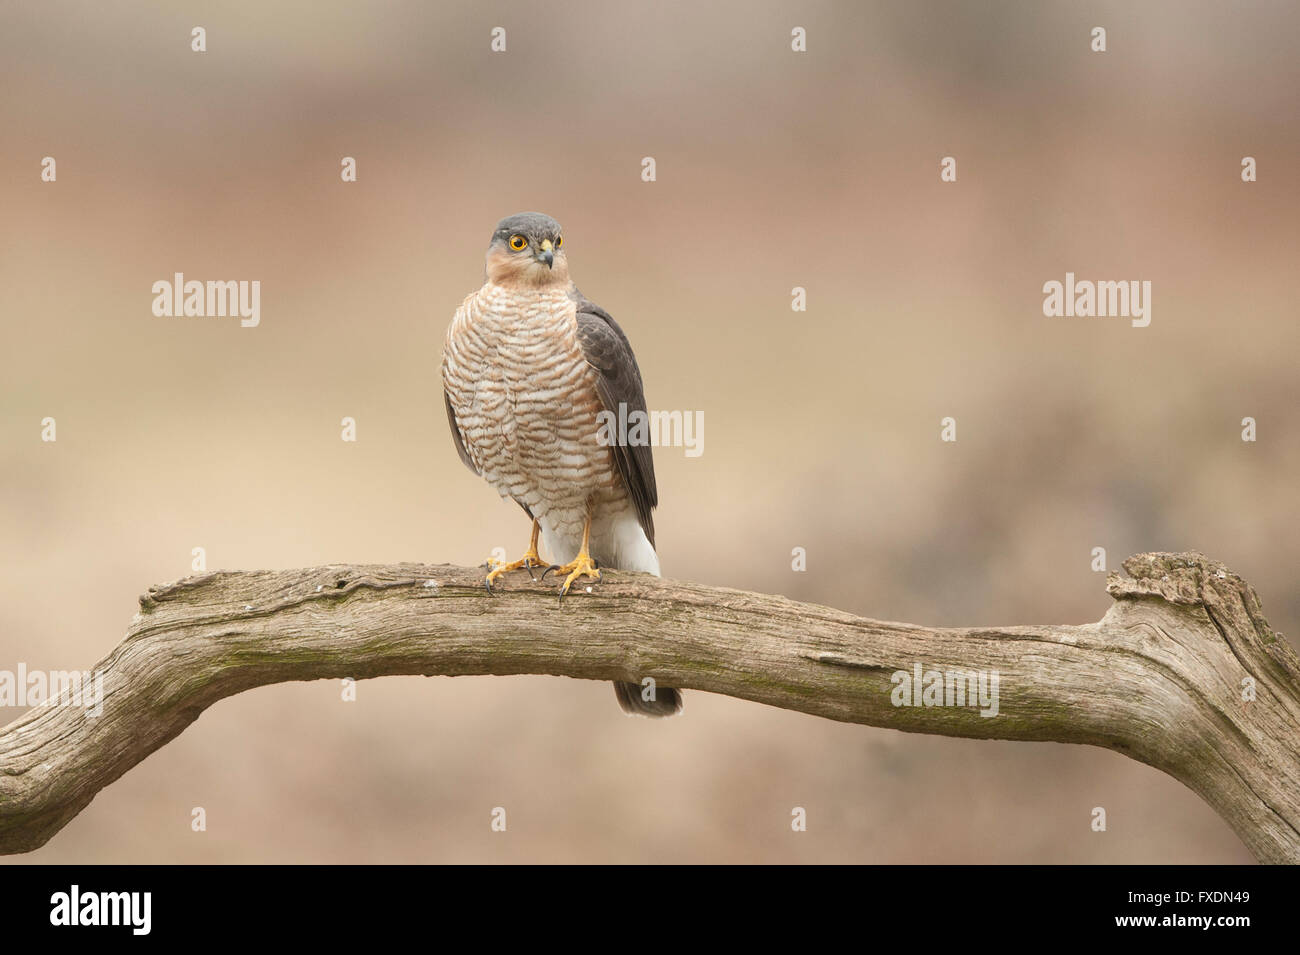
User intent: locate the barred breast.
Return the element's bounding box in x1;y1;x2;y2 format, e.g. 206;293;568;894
442;283;623;548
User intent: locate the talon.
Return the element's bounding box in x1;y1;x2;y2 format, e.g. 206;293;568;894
542;510;601;600
482;520;544;591
556;565;600;605
548;522;601;604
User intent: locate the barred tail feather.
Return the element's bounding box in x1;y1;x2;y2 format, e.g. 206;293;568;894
601;513;681;718
614;680;684;717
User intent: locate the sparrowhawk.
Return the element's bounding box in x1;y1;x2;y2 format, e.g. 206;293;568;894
441;212;682;717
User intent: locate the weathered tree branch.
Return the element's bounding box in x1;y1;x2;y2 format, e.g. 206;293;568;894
1;552;1296;861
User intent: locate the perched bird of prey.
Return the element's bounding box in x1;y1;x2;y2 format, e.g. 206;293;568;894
441;212;682;717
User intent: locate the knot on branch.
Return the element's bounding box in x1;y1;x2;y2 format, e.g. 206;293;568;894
1107;551;1223;606
1107;551;1280;649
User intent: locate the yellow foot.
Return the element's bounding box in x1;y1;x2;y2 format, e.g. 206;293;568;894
542;552;602;602
483;520;545;593
483;547;545;592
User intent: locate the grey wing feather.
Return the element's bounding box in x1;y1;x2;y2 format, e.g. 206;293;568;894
572;292;658;548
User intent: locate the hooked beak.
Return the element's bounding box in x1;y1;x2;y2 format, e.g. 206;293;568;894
537;239;554;269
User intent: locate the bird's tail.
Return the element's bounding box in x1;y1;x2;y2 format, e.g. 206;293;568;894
614;680;683;718
603;514;682;718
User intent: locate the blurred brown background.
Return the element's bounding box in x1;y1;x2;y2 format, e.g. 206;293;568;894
2;1;1296;863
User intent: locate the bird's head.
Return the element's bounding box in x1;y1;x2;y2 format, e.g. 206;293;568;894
484;212;570;289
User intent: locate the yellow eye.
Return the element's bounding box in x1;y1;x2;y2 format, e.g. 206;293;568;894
509;235;527;251
554;235;563;248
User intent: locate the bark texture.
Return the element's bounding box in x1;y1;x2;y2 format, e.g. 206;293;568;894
1;552;1295;861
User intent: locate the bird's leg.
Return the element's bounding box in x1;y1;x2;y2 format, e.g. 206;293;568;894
542;513;601;602
484;520;545;592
